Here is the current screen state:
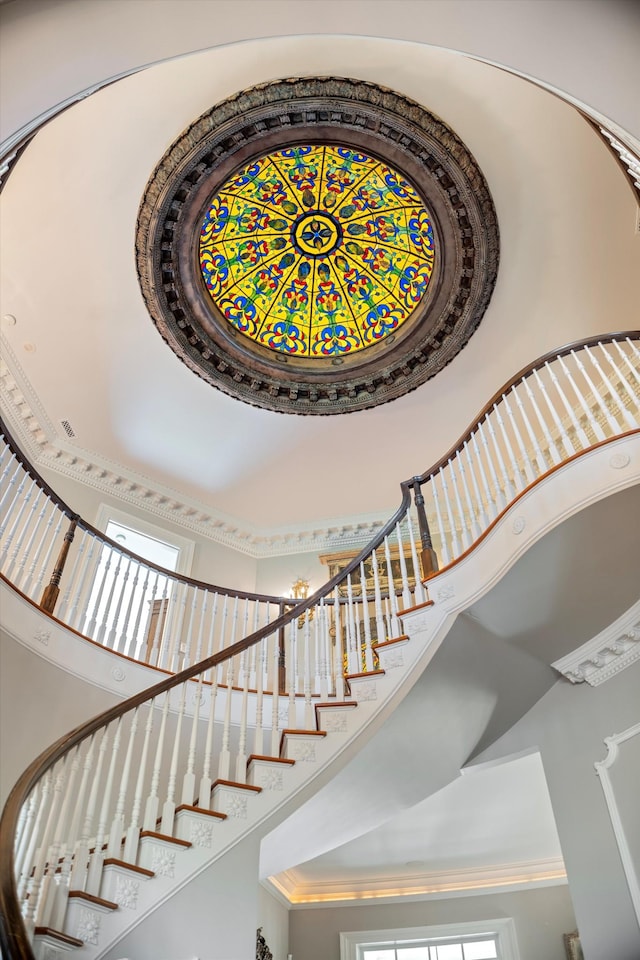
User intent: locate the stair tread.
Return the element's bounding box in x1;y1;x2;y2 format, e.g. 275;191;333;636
280;728;327;737
103;857;155;877
314;701;358;709
34;926;83;947
374;634;410;648
68;890;118;910
398;598;434;615
344;669;385;680
175;803;227;819
212;778;261;793
247;754;295;765
139;829;191;847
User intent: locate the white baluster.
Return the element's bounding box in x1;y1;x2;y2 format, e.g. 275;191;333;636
69;531;98;630
270;627;281;757
160;577;182;671
501;391;536;483
462;439;490;531
0;465;28;539
20;502;57;599
106;556;131;649
0;452;19;516
85;544;113;639
95;548;123;645
484;410;516;497
332;587;345;700
160;683;188;834
235;646;251;784
218;597;239;780
383;535;401;639
15;782;42;901
520;375;562;465
70;728;108;891
86;719;122;895
148;573;168;666
198;624;221;809
556;353;606;441
452;451;480;541
475;418;504;506
405;510;427;605
429;473;451;564
585;344;637;429
359;563;375;672
370;548;388;649
471;428;499;519
395;521;412;609
447;458;471;549
600;341;639;416
26;763;66;934
543;361;590;451
118;558;141;655
513;381;551;471
492;400;526;490
570;349;619;434
345;574;359;672
0;476;36;568
49;746;87;930
5;484;43;580
254;612;268;755
180;583;199;671
439;466;461;557
612;338;640;387
124;703;155;863
191;589;209;665
302;607;313;728
531;368;577;458
108;708;139;855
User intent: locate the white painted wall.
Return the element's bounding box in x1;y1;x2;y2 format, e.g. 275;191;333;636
1;0;639;149
474;660;640;959
289;885;577;960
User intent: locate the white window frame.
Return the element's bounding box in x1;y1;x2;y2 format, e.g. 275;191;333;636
340;920;520;960
94;503;195;576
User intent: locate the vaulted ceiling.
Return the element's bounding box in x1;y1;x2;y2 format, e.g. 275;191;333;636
1;35;638;551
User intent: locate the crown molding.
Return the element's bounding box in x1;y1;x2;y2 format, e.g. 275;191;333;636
268;857;567;905
0;338;389;558
552;598;640;686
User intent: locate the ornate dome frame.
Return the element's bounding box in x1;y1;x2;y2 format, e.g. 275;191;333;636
136;78;500;415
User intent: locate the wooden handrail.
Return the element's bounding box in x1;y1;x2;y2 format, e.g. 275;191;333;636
405;331;640;488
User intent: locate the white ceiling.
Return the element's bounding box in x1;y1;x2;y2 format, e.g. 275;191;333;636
1;35;638;543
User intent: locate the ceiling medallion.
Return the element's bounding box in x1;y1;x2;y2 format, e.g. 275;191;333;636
136;78;499;415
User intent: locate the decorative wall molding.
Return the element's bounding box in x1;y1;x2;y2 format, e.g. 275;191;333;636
552;599;640;686
0;340;388;559
273;856;566;905
594;723;640;925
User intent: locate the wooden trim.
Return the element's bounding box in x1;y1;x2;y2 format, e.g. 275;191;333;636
138;830;191;848
174;804;226;819
397;599;435;616
280;729;327;738
103;858;154;877
67;890;118;910
344;670;385;681
34;927;83;947
247;755;296;766
212;779;262;793
374;635;410;649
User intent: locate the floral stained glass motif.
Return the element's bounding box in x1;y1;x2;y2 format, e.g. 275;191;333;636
199;145;436;358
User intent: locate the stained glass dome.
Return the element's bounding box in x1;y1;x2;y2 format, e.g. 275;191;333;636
198;146;436;359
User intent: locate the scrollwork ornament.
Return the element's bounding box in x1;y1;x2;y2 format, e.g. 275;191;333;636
112;666;126;682
512;516;526;535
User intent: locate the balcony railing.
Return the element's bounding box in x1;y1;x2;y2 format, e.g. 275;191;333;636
0;331;638;959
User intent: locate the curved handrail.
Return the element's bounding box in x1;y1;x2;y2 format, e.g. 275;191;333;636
1;331;639;959
409;331;639;487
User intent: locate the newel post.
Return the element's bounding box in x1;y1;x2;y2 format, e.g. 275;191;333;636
412;479;439;579
40;515;78;614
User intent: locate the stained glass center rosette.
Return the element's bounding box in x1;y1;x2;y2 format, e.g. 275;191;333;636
198;145;436;360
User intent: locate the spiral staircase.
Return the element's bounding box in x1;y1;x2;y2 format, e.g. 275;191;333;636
1;333;639;959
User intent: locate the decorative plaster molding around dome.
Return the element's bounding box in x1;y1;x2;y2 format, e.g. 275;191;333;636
0;341;389;558
136;77;499;415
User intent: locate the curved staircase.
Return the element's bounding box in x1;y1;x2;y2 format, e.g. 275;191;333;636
1;333;638;960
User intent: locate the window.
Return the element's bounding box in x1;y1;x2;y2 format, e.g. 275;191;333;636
341;921;520;960
83;504;194;658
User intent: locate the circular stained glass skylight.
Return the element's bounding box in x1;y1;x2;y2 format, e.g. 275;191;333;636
137;77;499;415
199;146;436;359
